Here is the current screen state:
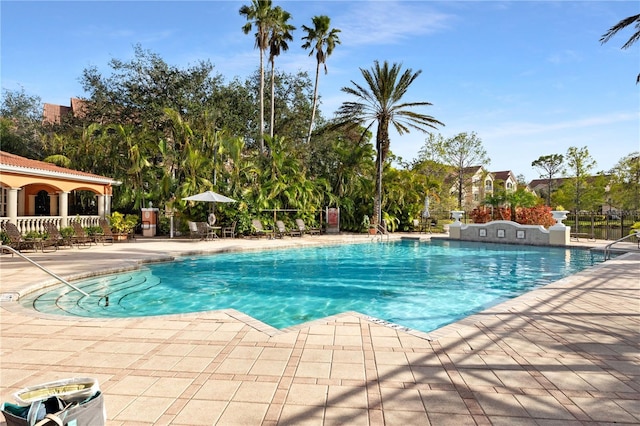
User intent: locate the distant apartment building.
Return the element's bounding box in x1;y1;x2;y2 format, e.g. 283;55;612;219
42;98;87;124
448;166;518;209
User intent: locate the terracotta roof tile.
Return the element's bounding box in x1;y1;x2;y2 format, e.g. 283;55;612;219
0;150;114;182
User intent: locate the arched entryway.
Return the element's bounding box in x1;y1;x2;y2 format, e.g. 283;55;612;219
35;190;50;216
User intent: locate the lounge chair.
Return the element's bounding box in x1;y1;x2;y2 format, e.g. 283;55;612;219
2;222;37;252
251;219;274;239
70;222;94;248
222;221;237;238
97;219;115;245
43;222;72;249
295;219;321;236
276;220;301;238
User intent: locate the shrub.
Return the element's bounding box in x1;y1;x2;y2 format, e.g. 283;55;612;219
516;206;555;228
469;207;491;223
61;227;75;239
86;226;103;236
25;230;43;239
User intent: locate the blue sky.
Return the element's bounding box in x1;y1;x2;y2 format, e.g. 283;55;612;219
2;1;638;182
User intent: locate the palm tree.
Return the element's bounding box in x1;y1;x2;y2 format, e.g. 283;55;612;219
268;7;295;138
301;15;341;144
600;14;640;83
239;0;275;151
336;60;444;227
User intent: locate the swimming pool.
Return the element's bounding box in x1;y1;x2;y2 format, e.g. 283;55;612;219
22;240;603;333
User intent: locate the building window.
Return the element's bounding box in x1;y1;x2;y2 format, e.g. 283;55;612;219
0;186;6;217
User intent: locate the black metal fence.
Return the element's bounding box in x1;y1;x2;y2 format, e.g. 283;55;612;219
563;211;639;241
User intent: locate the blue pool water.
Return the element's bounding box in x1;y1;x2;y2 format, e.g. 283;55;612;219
22;240;603;333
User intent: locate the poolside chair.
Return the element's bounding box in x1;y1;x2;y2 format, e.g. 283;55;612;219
188;221;200;239
70;222;94;248
295;219;321;236
198;221;217;240
97;219;115;245
2;222;36;252
188;221;209;240
43;222;72;250
251;219;274;239
222;221;237;238
276;220;301;238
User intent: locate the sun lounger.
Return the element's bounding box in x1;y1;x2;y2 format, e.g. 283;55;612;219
97;219;115;245
2;222;38;252
295;219;321;236
251;219;274;239
70;222;95;248
276;220;301;238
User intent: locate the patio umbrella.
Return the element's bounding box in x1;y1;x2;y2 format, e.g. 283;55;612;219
182;191;236;203
422;196;430;219
183;191;237;223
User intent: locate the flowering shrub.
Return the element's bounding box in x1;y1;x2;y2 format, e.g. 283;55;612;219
516;206;555;227
469;207;491;223
470;205;555;228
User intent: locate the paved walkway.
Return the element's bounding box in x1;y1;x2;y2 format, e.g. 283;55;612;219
1;235;638;425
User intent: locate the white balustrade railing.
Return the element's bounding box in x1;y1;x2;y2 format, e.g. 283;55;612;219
0;216;100;234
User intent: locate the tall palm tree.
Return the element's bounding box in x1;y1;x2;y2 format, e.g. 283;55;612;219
336;60;444;227
240;0;274;151
268;7;295;138
301;15;341;144
600;14;640;83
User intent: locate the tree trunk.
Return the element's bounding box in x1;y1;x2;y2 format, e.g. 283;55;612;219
259;49;265;152
270;59;275;138
306;62;321;145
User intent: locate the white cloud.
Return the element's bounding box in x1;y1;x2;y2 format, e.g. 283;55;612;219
335;1;455;46
481;112;639;139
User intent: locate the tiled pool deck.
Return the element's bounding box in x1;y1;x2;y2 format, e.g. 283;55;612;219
1;234;638;425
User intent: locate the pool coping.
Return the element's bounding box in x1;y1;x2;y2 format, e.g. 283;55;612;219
0;234;626;341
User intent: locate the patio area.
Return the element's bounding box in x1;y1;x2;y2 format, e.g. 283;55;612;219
1;234;639;425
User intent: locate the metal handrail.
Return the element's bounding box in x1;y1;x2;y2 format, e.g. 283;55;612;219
1;246;90;297
369;224;390;242
603;232;640;261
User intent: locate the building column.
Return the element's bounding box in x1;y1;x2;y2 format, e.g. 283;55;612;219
59;191;69;227
104;195;112;218
97;194;106;219
49;193;59;216
8;188;19;224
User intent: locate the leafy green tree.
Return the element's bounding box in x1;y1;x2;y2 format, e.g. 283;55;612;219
267;6;295;138
600;14;640;83
0;88;45;158
608;152;640;211
336;60;443;226
531;154;564;206
266;70;314;145
504;188;538;221
426;132;489;209
564;146;597;213
80;44;221;129
414;133;455;211
240;0;275;151
301;15;341;144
